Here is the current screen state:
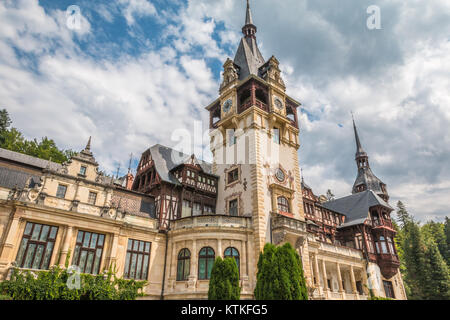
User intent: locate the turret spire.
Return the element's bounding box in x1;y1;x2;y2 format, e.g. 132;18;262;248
242;0;257;39
234;0;265;80
245;0;253;25
352;113;366;157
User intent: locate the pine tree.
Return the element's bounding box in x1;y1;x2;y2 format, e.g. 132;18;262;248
422;221;449;266
402;218;426;300
254;243;308;300
421;239;450;300
445;217;450;264
208;257;240;300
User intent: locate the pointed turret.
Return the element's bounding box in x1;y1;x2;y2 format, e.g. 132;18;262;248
234;0;265;80
351;117;389;201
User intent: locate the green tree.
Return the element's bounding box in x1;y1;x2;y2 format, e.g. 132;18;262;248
422;221;449;266
0;108;74;164
0;109;12;133
445;217;450;264
208;257;240;300
254;243;308;300
421;239;450;300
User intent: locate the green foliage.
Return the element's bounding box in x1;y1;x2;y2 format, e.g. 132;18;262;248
369;296;394;300
0;266;146;300
208;257;240;300
395;201;450;300
254;243;308;300
420;239;450;300
0;109;74;164
422;220;449;266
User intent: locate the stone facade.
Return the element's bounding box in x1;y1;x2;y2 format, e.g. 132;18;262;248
0;1;407;301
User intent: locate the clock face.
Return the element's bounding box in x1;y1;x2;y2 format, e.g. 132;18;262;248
223;99;232;113
274;97;283;110
275;168;285;182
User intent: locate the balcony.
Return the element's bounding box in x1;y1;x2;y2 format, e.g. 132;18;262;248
271;214;307;234
377;253;400;278
171;215;252;231
372;219;394;229
318;242;364;260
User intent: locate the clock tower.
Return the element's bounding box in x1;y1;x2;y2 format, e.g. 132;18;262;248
205;0;311;283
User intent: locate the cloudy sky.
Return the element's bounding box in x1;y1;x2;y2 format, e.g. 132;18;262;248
0;0;449;222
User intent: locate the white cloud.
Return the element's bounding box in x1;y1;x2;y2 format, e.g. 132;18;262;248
117;0;157;26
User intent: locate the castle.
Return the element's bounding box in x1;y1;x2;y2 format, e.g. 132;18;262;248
0;1;406;300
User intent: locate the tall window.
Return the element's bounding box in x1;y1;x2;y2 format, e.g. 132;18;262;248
273;128;280;144
229;199;238;216
224;247;240;274
383;280;395;299
56;184;67;199
15;222;58;270
198;247;215;280
204;205;215;214
193;202;202;216
88;191;97;205
228;129;236;146
277;196;290;213
124;239;151;280
379;236;388;254
181;200;192;218
387;237;395;254
72;231;105;275
177;249;191;281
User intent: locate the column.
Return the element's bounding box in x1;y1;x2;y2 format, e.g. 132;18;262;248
58;226;73;267
321;260;329;299
107;234;119;270
0;216;21;269
361;267;369;297
313;254;322;295
217;238;222;259
336;262;345;300
188;240;197;290
350;265;359;300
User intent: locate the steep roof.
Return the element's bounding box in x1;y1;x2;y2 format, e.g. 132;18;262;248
0;166;41;190
353;167;385;194
322;190;393;228
148;144;213;185
0;148;62;171
234;37;265;80
233;0;265;80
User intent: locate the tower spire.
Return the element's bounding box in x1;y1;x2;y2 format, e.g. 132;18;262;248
242;0;257;39
245;0;253;25
352;113;366;157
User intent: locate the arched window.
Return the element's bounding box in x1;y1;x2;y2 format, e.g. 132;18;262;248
224;247;240;274
198;247;215;280
176;249;190;281
277;196;290;213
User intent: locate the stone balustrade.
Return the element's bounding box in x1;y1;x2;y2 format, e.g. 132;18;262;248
318;242;364;259
171;215;252;230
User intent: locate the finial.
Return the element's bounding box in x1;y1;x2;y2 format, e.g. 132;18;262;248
301;168;304;183
245;0;254;25
85;136;92;151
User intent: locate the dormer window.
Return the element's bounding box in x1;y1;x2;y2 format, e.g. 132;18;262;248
79;166;87;176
